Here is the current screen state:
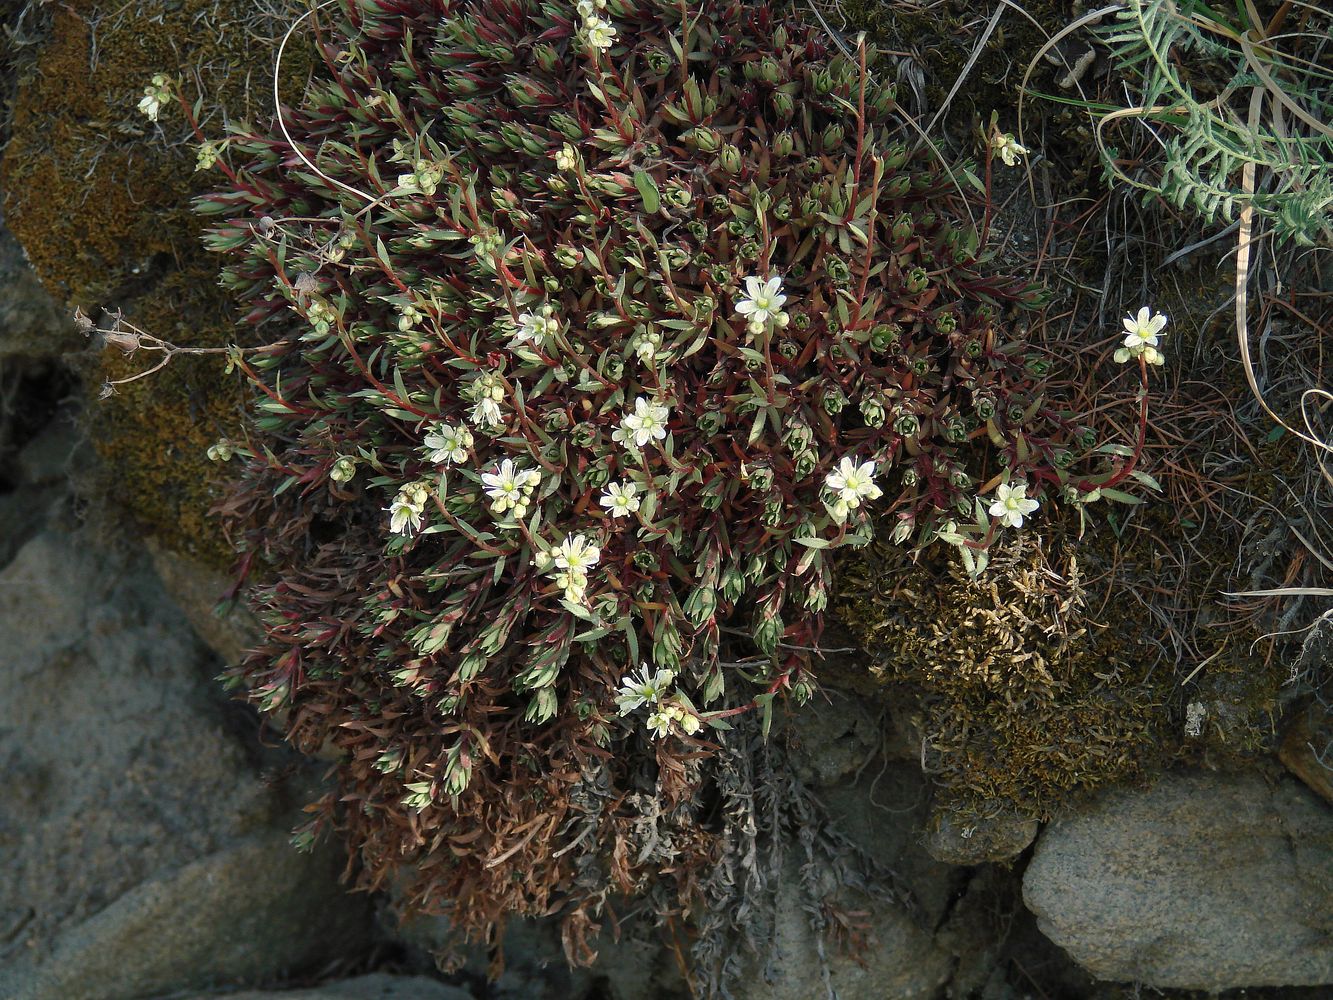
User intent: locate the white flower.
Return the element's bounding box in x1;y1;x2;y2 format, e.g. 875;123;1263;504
513;304;560;347
554;144;578;171
469;397;503;429
987;481;1040;529
1115;307;1168;365
646;709;673;739
735;275;788;326
137;74;171;121
482;459;539;516
599;480;641;518
554;533;600;572
386;483;430;536
585;15;617;50
630;328;661;363
1122;306;1167;349
424;422;473;465
824;456;883;509
990;131;1028;167
575;0;604;17
617;397;670;448
615;665;675;714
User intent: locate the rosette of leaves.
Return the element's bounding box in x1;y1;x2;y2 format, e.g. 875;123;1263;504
200;0;1099;956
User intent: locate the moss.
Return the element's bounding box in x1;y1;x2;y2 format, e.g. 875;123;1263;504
1;0;309;565
834;0;1067;121
831;499;1287;822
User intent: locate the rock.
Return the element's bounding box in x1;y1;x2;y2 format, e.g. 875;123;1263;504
1023;769;1333;991
181;972;474;999
731;852;952;1000
923;806;1039;866
0;218;77;361
1281;701;1333;806
0;528;372;1000
390;914;675;1000
724;693;957;1000
147;537;261;665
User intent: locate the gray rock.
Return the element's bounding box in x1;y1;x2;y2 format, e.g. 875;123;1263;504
1023;769;1333;991
180;972;473;999
0;528;371;1000
923;806;1039;866
0;219;77;361
725;694;957;1000
147;537;261;665
390;914;681;1000
731;852;952;1000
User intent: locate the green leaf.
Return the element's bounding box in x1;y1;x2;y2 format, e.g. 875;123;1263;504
633;169;660;213
1100;487;1143;505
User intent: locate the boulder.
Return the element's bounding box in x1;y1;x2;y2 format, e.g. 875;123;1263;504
1023;769;1333;991
0;528;372;1000
923;806;1039;866
180;972;474;999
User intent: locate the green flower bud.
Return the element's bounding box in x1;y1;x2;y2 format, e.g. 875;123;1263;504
665;183;692;209
684;127;721;152
684;585;717;626
330;456;356;482
821;386;848;415
633;548;658;572
905;267;929;293
822;123;845;152
870;323;901;352
747;466;774;491
752;611;783;653
772;90;795;119
697;409;725;436
894;413;920;437
936;312;958;334
570;422;598;448
720;565;745;602
719;143;742;174
860;396;887;428
825;255;851;286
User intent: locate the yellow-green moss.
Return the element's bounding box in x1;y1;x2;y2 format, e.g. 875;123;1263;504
1;0;309;565
831;512;1285;823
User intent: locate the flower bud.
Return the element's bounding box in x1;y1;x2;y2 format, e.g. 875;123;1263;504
684;127;720;152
